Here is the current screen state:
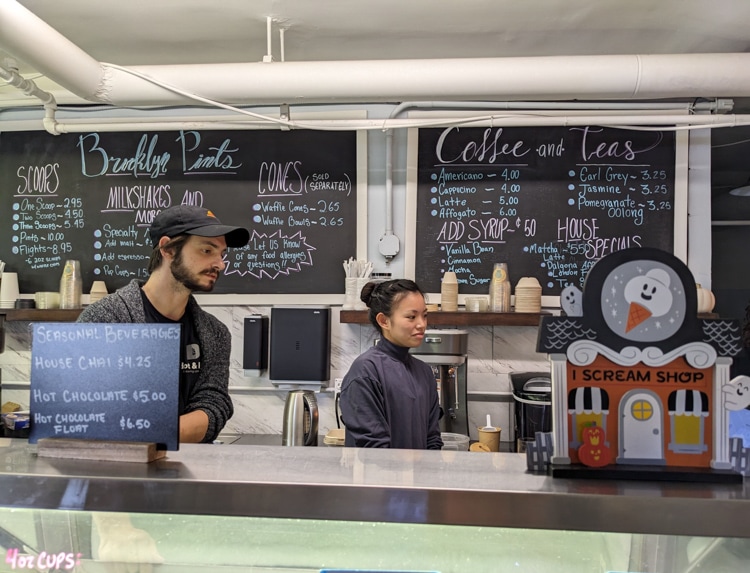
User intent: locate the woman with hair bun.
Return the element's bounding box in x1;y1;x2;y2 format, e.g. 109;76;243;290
339;279;443;449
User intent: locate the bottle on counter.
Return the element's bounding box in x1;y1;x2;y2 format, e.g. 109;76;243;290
59;259;82;309
489;263;511;312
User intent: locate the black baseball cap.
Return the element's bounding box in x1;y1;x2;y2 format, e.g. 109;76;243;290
149;205;250;248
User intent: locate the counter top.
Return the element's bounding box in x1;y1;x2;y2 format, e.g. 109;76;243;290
0;438;748;538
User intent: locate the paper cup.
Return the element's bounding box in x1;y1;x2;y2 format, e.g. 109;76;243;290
0;273;19;309
477;426;502;452
89;280;108;304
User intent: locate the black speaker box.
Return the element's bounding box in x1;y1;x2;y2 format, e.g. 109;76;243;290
243;315;268;372
269;306;330;382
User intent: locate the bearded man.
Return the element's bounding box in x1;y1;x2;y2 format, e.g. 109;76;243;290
78;205;249;443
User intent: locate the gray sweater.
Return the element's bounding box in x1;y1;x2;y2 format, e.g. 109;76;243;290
340;337;443;450
77;279;233;442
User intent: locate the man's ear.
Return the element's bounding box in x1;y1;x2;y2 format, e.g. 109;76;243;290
158;236;174;259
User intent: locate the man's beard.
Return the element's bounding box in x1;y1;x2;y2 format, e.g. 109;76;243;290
170;252;217;293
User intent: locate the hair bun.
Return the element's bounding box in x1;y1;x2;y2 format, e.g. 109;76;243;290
360;281;376;306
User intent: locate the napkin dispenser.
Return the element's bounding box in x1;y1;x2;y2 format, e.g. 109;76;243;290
269;306;330;389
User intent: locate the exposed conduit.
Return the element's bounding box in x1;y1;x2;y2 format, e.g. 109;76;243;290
0;61;58;134
33;113;750;135
0;62;54;106
3;1;750;107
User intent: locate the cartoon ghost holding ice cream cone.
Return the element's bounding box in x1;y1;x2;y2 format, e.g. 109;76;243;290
623;268;674;333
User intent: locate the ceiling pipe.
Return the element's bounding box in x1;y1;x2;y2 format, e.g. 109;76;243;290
66;55;750;106
263;17;274;63
0;61;55;106
3;2;750;107
0;60;59;134
32;113;750;135
0;1;107;101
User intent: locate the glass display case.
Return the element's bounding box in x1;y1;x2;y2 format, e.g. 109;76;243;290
0;438;748;572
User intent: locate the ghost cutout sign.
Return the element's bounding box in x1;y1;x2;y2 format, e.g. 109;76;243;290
723;375;750;411
561;285;583;317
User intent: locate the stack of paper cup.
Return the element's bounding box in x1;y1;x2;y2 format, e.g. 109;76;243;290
440;271;458;311
89;280;108;304
0;272;20;309
514;277;542;313
59;260;82;309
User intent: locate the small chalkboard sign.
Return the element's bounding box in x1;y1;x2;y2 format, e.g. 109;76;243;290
29;323;180;450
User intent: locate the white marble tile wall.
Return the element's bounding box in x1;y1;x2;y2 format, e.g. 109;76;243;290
0;308;549;446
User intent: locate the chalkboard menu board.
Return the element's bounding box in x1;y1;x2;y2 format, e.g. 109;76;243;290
0;129;358;294
29;323;180;450
413;126;676;296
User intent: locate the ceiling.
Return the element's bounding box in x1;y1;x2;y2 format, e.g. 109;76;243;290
2;0;750;102
2;0;750;205
2;0;750;66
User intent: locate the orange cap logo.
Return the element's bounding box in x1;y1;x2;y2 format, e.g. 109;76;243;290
206;210;217;218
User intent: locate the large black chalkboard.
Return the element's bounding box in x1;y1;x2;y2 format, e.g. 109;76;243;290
28;323;181;450
414;126;676;296
0;129;358;294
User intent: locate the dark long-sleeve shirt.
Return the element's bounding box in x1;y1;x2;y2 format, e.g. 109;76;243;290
340;337;443;450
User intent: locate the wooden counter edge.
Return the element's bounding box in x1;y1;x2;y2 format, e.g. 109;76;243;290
37;438;166;463
0;309;82;322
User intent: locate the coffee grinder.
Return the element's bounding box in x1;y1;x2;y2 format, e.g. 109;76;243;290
410;329;469;435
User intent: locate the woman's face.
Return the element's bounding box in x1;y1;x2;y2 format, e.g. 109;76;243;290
379;291;427;348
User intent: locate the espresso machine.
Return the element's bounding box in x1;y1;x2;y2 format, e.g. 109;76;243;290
410;329;469;435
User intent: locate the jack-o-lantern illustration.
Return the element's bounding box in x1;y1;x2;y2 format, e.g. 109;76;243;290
578;426;612;468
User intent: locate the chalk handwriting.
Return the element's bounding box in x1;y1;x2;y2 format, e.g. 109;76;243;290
178;130;242;173
78;133;170;179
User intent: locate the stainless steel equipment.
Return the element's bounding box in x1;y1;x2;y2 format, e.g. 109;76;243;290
282;390;319;446
410;329;469;435
510;371;552;452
